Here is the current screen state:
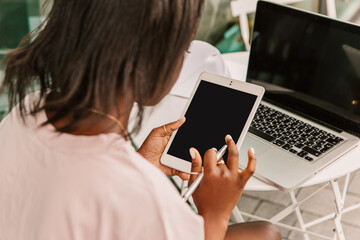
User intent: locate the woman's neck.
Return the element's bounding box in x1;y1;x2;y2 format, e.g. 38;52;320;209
46;98;132;137
46;109;130;137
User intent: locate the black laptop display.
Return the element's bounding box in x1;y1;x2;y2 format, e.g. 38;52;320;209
247;1;360;137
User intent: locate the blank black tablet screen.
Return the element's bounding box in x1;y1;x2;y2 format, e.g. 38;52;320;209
167;80;257;162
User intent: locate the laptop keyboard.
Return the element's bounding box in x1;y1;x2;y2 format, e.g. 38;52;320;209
249;104;344;162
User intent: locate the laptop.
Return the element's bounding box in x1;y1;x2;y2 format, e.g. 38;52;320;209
239;0;360;191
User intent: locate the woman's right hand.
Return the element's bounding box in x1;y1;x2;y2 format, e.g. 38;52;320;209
189;135;256;240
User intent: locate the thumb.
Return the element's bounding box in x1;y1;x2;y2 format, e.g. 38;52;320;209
239;148;256;182
158;117;186;137
166;117;186;132
188;147;202;186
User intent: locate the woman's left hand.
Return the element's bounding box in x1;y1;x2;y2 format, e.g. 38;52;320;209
138;117;190;181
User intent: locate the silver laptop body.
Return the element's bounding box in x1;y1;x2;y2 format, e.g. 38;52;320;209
239;1;360;191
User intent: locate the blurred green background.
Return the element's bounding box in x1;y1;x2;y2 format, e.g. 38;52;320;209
0;0;49;120
0;0;45;54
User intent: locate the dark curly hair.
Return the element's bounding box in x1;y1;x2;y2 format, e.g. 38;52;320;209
1;0;204;133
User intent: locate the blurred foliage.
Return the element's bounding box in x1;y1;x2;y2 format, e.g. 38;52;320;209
0;0;29;49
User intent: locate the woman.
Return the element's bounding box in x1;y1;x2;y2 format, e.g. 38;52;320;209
0;0;280;239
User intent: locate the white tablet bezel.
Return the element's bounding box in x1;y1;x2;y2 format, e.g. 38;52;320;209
160;72;265;173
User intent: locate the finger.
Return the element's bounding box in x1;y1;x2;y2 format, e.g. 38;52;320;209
216;159;225;166
203;148;218;174
152;117;186;137
164;117;186;134
216;159;227;173
177;171;190;181
225;134;240;175
189;148;202;185
240;148;256;182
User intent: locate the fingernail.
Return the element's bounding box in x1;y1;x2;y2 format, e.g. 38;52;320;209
211;147;217;152
189;148;195;159
179;117;186;121
226;134;232;140
250;147;255;155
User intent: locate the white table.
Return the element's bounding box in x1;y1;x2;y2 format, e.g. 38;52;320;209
132;52;360;240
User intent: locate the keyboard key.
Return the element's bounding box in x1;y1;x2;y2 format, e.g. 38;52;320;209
272;133;282;138
329;133;336;138
289;149;298;154
301;133;311;138
294;130;302;135
297;125;305;130
302;146;322;157
324;143;334;148
288;139;297;145
289;134;299;139
283;120;291;124
305;156;314;161
320;135;328;140
273;139;285;147
298;138;306;143
308;136;316;141
290;122;299;127
304;128;313;133
312;144;322;150
265;130;275;135
280;136;289;141
282;144;292;150
316;140;326;145
335;137;343;142
326;138;341;145
297;151;308;157
259;127;267;131
320;147;331;153
284;131;292;136
295;143;304;148
249;127;276;142
312;131;321;136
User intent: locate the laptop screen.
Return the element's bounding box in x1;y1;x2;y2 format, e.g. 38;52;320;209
247;1;360;137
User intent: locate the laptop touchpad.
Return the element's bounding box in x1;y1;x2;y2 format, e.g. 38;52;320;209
240;135;271;156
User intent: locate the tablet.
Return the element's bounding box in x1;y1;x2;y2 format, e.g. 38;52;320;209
160;72;265;173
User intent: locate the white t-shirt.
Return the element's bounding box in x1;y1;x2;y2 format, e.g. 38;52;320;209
0;94;204;240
